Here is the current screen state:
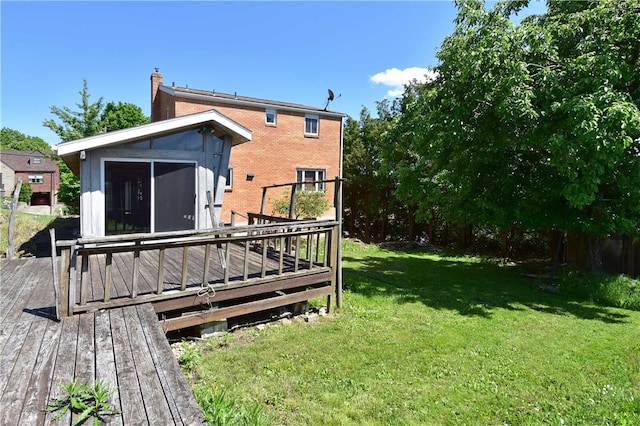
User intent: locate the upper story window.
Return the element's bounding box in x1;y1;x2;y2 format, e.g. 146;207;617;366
265;109;277;126
304;114;319;137
32;157;42;164
28;174;44;184
296;169;325;192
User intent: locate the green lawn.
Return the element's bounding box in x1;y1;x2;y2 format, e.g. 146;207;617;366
187;240;640;425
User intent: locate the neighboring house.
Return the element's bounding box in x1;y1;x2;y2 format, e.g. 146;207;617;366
0;150;59;206
54;110;251;237
150;71;345;223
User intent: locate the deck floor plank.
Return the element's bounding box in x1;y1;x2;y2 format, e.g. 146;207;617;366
109;307;149;425
17;318;63;425
44;313;79;426
0;320;47;423
94;310;124;426
122;306;175;424
136;304;206;425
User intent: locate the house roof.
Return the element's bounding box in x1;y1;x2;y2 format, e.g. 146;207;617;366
160;85;345;118
54;109;252;174
0;150;58;173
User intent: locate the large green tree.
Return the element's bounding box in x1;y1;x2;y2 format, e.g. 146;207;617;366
390;0;640;263
343;100;411;242
0;128;50;151
101;101;148;131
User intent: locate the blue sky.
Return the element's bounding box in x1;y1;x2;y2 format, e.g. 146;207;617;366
1;1;546;146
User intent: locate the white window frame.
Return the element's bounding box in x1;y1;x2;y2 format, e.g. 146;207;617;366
225;167;233;190
265;109;277;126
296;168;325;192
28;174;44;184
33;157;42;164
100;157;198;235
304;114;319;137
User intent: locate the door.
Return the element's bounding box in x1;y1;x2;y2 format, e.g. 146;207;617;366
154;162;196;232
105;161;151;234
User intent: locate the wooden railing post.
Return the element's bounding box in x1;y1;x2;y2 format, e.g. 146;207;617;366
59;245;70;317
49;229;61;320
327;223;340;313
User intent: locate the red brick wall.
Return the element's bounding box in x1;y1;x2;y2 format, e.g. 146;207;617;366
173;98;342;222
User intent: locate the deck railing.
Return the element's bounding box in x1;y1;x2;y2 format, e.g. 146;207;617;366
54;219;340;323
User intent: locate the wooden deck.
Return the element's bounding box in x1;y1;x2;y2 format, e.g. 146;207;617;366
55;220;340;331
0;257;206;425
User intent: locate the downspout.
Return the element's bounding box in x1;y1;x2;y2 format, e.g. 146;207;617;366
336;114;345;308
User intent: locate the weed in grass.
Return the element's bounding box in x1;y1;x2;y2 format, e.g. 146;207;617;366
194;383;269;426
178;340;202;372
46;379;119;425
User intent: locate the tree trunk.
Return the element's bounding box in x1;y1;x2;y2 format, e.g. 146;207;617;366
587;236;603;272
408;206;416;242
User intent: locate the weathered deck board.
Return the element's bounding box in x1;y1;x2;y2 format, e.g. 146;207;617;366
0;257;206;426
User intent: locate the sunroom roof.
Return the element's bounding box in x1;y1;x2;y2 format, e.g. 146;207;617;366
54;109;252;174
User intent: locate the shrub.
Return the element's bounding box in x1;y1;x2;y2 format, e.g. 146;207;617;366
178;340;202;372
271;189;330;219
16;181;32;203
557;270;640;311
193;384;269;426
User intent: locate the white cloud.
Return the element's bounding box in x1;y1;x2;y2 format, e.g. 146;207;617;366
370;67;437;97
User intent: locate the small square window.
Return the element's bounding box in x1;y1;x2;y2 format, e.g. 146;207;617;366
265;109;277;126
33;157;42;164
304;115;319;136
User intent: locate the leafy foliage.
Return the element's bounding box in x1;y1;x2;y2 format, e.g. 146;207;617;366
43;79;105;143
194;385;269;426
178;340;202;372
46;379;119;426
389;0;640;241
101;101;148;132
271;189;330;219
57;160;80;213
557;270;640;311
0;127;50;151
42;80;148;212
16;181;32;203
343;101;414;242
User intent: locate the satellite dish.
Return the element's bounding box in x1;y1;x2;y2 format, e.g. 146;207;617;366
324;89;340;110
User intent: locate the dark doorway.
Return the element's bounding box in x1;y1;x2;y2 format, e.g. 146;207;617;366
154;162;196;232
105;162;151;235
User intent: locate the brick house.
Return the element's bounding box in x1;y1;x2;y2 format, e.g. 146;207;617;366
150;71;345;224
0;150;59;207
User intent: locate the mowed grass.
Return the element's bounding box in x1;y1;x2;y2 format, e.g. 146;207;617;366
189;240;640;425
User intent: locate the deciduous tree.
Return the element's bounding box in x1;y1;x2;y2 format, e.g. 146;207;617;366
390;0;640;265
0;128;50;151
43;80;149;213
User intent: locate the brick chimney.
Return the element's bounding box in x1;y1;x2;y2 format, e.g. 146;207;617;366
151;68;163;122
